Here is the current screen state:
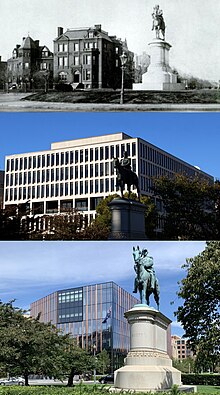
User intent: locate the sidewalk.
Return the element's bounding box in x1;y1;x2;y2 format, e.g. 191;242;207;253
1;101;220;112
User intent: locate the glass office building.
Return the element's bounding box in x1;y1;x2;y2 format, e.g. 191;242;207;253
30;281;139;371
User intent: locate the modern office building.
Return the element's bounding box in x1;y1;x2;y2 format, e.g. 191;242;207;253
3;132;213;222
7;36;53;89
53;25;134;89
30;281;139;371
171;335;194;361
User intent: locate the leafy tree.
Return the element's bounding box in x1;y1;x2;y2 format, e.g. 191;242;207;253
87;193;158;239
0;301;70;385
172;357;195;373
153;174;219;240
64;341;94;387
96;349;111;374
175;242;220;372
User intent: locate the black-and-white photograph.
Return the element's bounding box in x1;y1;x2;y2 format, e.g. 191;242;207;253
0;0;220;111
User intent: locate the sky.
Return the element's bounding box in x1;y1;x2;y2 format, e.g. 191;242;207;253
0;112;220;179
0;0;220;81
0;240;206;337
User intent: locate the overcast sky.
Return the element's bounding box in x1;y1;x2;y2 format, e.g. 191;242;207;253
0;0;220;81
1;112;220;180
0;240;206;336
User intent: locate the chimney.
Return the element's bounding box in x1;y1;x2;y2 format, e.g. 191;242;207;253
57;27;63;37
94;24;101;32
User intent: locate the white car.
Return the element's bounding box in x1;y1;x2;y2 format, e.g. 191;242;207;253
0;377;25;386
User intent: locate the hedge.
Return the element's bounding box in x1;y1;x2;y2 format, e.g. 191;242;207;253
182;374;220;386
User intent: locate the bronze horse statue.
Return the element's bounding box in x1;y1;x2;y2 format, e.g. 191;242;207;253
133;246;160;310
113;157;140;200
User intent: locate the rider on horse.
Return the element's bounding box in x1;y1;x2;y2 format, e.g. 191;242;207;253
133;248;156;293
151;4;165;39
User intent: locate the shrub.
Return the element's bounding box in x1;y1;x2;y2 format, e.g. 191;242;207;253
182;373;220;386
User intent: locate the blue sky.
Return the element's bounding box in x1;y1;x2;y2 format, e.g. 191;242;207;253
0;112;219;179
0;240;206;337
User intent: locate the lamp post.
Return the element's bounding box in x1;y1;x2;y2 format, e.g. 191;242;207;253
92;344;97;384
120;51;128;104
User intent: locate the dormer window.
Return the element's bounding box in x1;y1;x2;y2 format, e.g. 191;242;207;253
88;31;94;38
42;51;49;57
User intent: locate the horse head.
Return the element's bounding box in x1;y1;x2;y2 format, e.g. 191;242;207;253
133;246;141;262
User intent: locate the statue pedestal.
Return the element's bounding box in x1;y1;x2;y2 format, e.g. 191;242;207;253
108;198;146;240
133;39;184;91
114;305;181;392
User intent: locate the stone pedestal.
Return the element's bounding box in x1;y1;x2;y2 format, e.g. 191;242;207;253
108;198;146;240
133;39;184;91
114;305;181;392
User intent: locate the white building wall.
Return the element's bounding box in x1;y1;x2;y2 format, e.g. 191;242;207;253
4;133;213;220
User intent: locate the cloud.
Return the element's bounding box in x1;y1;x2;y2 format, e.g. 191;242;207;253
171;320;183;329
0;241;205;284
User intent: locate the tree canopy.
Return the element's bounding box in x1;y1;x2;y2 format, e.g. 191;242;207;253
0;301;94;386
154;175;220;240
175;242;220;371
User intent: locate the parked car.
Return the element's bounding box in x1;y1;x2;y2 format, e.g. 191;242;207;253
9;84;18;90
0;377;25;386
99;374;114;384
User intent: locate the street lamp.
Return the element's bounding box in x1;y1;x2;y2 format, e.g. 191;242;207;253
120;51;128;104
92;344;97;384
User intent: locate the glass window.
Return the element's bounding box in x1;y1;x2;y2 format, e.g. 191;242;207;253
74;56;79;65
95;148;98;161
105;146;109;160
110;146;114;159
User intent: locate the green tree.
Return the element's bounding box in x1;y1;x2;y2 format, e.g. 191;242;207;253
0;301;70;385
96;349;111;374
65;342;94;387
86;193;158;239
172;358;195;373
154;174;219;240
175;242;220;372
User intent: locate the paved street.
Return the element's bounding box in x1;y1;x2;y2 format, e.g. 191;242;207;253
1;92;220;112
28;379;95;386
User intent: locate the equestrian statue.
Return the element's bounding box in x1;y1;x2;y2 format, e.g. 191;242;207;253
151;4;166;40
133;246;160;309
113;151;140;200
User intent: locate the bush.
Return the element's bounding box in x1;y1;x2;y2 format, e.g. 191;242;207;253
55;83;73;92
182;373;220;386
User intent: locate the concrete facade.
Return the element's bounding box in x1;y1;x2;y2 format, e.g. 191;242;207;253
4;132;213;222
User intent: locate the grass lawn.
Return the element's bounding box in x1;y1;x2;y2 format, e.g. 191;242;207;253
197;386;220;394
23;89;220;105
